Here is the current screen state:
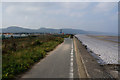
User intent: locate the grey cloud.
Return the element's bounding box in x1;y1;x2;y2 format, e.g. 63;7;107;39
2;2;118;33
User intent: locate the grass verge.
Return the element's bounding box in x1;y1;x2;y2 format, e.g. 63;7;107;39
2;34;67;79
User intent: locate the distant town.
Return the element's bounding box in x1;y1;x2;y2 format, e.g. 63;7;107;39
0;29;65;39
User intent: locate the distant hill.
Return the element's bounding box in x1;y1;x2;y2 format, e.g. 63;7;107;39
1;26;88;34
1;26;117;35
1;26;36;33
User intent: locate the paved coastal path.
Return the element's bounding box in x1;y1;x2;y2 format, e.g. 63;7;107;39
21;38;79;78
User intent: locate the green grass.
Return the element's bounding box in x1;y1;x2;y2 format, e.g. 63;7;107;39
2;34;66;79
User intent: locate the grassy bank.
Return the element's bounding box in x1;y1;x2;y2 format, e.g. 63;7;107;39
2;34;68;78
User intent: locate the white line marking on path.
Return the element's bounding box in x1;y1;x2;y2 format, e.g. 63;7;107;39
71;58;73;62
71;49;73;53
69;42;74;79
70;62;73;67
71;55;73;58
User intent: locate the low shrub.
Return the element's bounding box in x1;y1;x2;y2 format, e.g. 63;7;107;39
31;40;43;46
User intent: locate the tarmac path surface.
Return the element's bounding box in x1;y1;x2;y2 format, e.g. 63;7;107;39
21;38;79;78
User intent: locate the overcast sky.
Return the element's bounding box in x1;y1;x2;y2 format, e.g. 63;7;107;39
1;2;118;33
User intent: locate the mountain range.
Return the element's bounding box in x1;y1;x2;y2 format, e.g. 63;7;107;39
0;26;117;35
1;26;88;34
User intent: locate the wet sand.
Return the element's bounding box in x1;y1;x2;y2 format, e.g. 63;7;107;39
87;35;120;43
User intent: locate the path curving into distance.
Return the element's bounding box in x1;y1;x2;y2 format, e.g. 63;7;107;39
21;38;79;78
